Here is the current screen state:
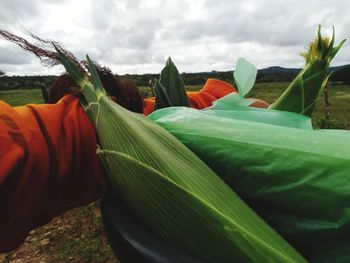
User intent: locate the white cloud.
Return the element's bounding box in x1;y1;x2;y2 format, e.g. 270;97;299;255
0;0;349;75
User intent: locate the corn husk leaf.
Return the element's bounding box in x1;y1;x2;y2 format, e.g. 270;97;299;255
154;79;172;109
149;105;350;262
56;49;306;263
269;26;345;116
234;57;257;97
155;57;190;109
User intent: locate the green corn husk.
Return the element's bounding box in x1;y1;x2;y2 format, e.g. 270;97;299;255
56;50;306;262
155;57;190;109
154;79;173;109
269;26;345;116
149;103;350;263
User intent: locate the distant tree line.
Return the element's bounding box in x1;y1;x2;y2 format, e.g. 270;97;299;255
0;75;56;90
255;72;300;83
124;71;235;87
1;66;350;91
330;65;350;84
126;70;302;86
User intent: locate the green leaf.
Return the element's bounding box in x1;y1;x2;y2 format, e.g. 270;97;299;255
150;105;350;262
208;92;253;110
98;150;306;263
329;38;346;61
317;25;324;55
86;55;106;99
325;26;336;56
53;44;87;87
155;57;190;108
269;76;305;113
154;79;172;110
233;58;257;97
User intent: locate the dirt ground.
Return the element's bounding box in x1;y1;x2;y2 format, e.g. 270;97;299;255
0;201;118;263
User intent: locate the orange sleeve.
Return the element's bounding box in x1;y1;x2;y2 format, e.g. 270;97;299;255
0;95;107;252
143;97;156;116
201;79;269;108
187;78;237;109
143;78;237;115
200;78;237;98
247;98;270;108
187;92;217;109
142;78;270;114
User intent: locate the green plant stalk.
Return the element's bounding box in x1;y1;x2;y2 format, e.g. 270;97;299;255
56;49;306;263
269;26;345;116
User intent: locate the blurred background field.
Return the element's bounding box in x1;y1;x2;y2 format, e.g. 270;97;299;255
0;89;44;106
250;82;350;129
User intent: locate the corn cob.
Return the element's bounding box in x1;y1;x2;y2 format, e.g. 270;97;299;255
269;26;345;116
56;49;306;263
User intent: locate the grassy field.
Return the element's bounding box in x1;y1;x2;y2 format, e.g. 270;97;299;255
251;82;350;129
0;89;44;106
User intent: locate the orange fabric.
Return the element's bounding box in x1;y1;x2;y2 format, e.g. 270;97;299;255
0;95;107;252
143;97;156;116
248;98;270;109
187;91;217;109
201;78;237;98
143;78;237;115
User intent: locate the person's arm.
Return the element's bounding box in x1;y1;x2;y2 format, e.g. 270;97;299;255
143;78;238;115
193;78;269;109
0;95;107;252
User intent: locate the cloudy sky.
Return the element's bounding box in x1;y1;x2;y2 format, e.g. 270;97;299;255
0;0;349;76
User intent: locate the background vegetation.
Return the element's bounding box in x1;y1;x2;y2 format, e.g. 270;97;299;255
2;65;350;90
